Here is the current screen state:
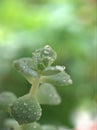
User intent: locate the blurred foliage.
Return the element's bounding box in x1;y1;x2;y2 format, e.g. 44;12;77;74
0;0;96;129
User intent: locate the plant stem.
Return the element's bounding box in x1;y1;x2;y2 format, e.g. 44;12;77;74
29;78;40;96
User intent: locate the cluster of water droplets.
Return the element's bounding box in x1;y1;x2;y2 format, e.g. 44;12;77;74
31;45;57;70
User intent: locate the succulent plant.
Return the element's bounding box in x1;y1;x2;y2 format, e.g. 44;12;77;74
0;45;72;130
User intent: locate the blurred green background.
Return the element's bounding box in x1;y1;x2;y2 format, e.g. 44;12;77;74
0;0;96;129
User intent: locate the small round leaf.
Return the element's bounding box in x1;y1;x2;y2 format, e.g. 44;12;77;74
36;83;61;105
10;95;42;124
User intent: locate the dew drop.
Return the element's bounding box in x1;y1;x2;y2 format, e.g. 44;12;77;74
56;66;65;71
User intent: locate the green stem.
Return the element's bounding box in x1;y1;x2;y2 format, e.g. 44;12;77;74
29;78;40;96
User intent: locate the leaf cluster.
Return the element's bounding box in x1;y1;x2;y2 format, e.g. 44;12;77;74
0;45;72;130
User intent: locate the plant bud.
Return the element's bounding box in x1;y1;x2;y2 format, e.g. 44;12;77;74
32;45;57;70
10;95;42;124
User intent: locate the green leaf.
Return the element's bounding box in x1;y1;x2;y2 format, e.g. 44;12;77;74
4;119;20;130
42;125;58;130
32;45;57;70
12;45;57;82
36;83;61;105
13;58;39;83
22;122;42;130
42;66;66;76
41;71;72;86
10;94;42;124
0;92;17;111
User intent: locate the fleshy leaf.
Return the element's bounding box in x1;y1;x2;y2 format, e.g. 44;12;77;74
32;45;57;70
4;119;20;130
42;66;65;76
36;83;61;105
0;92;17;111
41;72;72;86
10;94;42;124
22;122;42;130
13;58;39;83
